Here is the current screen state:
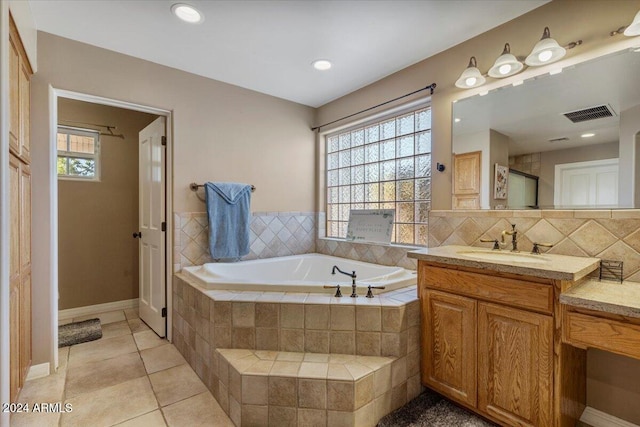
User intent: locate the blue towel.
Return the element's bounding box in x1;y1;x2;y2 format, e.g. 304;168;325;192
204;182;252;260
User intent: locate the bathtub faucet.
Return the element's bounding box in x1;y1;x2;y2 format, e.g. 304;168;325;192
331;266;358;298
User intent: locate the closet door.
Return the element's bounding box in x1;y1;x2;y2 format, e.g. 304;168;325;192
8;27;20;155
20;163;32;378
9;154;21;401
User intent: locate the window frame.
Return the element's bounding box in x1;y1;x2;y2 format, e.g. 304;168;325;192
323;101;432;247
57;125;101;181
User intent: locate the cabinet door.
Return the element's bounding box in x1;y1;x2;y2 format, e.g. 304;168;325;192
20;163;32;379
478;303;553;427
8;29;20;155
19;61;30;162
422;290;477;407
9;155;21;401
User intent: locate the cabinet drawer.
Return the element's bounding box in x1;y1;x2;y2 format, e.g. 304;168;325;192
420;265;553;314
563;311;640;360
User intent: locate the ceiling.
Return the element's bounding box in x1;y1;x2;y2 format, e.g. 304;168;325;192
453;48;640;155
29;0;547;107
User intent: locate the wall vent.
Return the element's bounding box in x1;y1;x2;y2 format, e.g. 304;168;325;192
548;137;569;143
563;104;616;123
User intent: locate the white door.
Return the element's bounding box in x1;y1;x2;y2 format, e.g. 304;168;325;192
138;117;166;336
554;158;618;208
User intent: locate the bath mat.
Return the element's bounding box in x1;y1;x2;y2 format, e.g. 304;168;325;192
376;389;496;427
58;318;102;347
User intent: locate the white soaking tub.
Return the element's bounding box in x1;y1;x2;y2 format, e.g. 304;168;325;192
181;253;416;293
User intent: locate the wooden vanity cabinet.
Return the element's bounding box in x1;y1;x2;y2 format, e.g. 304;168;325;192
8;14;32;403
419;262;579;427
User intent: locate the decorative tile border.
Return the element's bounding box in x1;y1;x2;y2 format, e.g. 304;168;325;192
429;209;640;282
173;211;316;272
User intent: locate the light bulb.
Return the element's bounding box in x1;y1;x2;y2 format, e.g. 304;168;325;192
465;77;477;86
171;4;204;23
538;50;553;63
498;64;512;75
312;60;332;71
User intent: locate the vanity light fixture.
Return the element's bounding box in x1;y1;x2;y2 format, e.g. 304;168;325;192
488;43;523;78
455;57;486;89
624;10;640;36
581;133;595;138
525;27;566;66
312;59;332;71
171;3;204;24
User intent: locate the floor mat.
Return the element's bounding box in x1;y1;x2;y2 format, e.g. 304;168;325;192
377;389;497;427
58;318;102;347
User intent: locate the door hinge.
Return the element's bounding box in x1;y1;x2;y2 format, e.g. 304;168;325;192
162;307;167;317
161;136;167;146
161;222;166;232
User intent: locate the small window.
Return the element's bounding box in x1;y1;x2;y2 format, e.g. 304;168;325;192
57;126;100;180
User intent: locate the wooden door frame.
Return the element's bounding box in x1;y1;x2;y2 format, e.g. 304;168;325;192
49;88;173;371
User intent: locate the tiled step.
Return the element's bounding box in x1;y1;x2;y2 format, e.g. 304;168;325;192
214;349;413;427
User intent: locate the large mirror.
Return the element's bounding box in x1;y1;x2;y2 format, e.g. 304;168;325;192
452;48;640;209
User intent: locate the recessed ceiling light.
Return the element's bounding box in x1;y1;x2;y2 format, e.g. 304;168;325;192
454;118;461;123
312;60;332;71
581;133;595;138
171;3;204;24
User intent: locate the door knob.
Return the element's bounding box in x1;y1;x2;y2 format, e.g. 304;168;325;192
133;232;142;239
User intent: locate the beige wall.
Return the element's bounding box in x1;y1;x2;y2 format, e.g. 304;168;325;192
57;98;156;309
31;32;315;364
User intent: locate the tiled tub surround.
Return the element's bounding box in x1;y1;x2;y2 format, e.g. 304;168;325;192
429;209;640;282
216;349;399;427
174;211;316;272
172;274;421;426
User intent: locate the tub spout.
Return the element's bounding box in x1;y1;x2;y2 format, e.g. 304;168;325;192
331;266;358;297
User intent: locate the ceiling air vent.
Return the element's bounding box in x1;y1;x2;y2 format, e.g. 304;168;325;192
548;137;569;143
563;104;616;123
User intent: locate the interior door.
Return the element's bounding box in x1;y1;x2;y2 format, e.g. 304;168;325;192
138;117;166;337
452;151;481;209
554;158;618;208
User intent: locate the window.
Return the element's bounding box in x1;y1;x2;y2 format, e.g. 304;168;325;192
326;106;432;245
57;126;100;180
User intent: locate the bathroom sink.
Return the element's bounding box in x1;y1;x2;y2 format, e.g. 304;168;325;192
456;250;550;264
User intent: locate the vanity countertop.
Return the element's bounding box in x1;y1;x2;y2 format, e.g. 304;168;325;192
407;245;600;281
560;280;640;319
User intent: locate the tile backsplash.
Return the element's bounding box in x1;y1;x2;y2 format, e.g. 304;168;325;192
429;209;640;282
174;211;316;272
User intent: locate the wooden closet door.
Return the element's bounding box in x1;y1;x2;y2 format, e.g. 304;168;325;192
8;29;20;155
478;302;553;427
9;154;21;401
422;289;477;407
20;163;32;378
19;61;30;162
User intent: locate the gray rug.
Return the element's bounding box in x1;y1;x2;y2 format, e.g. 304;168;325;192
58;318;102;347
377;389;497;427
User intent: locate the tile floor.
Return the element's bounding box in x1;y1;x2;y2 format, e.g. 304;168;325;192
10;309;234;427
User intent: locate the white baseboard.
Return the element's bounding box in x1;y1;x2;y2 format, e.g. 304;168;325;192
59;298;138;321
581;406;640;427
26;363;50;381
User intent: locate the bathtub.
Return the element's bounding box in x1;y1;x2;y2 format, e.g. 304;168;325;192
181;253;416;293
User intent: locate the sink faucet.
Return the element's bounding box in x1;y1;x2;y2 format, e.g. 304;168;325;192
331;265;358;297
502;224;518;252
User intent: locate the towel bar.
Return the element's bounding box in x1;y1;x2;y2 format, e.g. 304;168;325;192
190;182;255;192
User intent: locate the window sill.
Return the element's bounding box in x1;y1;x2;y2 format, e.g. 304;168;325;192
317;236;423;250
